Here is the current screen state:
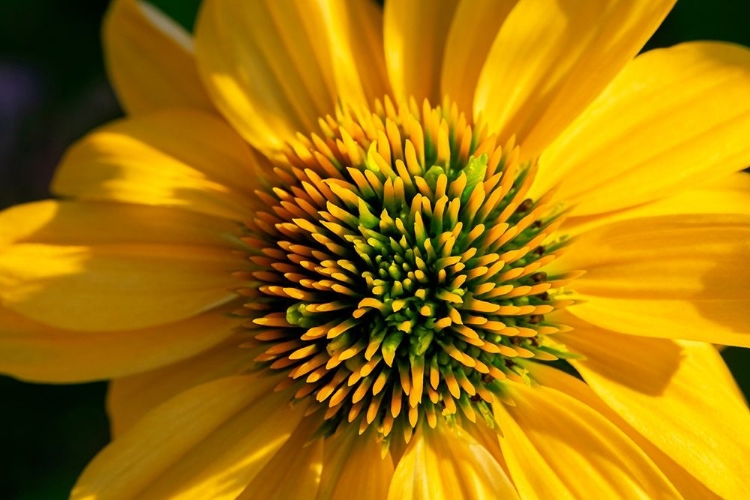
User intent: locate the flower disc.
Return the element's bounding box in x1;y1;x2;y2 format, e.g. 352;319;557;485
241;97;576;442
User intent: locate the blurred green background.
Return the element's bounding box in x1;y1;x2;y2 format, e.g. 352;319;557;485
1;0;749;498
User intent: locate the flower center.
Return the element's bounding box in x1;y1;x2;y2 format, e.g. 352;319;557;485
241;97;573;444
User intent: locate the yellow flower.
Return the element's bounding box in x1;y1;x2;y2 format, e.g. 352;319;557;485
2;0;750;498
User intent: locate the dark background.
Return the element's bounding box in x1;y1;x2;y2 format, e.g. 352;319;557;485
1;0;749;498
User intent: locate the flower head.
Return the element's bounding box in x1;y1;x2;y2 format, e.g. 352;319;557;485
246;97;575;442
2;0;750;498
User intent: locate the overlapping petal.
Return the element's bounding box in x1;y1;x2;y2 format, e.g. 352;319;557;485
554;214;750;346
107;334;252;437
387;425;517;500
0;199;242;248
319;0;390;110
72;375;303;500
529;363;720;499
494;383;681;499
317;429;394;500
52;109;264;220
563;172;750;235
557;324;750;499
474;0;674;157
0;305;239;384
440;0;518;114
534;42;750;214
384;0;458;104
0;200;243;331
104;0;214;114
238;419;323;500
196;0;388;154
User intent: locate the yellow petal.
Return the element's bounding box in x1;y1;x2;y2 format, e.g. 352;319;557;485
103;0;214;114
52;109;264;220
462;422;512;480
72;375;303;500
0;245;239;333
238;419;323;500
196;0;387;155
529;362;720;499
440;0;518;114
107;334;252;437
536;42;750;215
555;214;750;346
0;200;242;248
317;429;394;500
0;304;238;384
563;172;750;235
319;0;390;110
558;325;750;499
474;0;674;157
387;425;518;500
384;0;459;104
195;0;331;151
0;201;243;332
494;383;681;500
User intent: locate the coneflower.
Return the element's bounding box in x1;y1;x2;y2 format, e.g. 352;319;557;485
0;0;748;498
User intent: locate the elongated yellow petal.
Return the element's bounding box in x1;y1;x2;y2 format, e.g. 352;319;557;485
195;0;331;151
52;110;264;220
320;0;390;110
529;363;720;499
72;375;303;500
536;42;750;214
384;0;459;104
387;425;518;500
0;200;242;249
571;297;750;347
557;325;750;499
0;201;243;332
440;0;518;114
317;429;394;500
474;0;674;157
104;0;213;114
563;172;750;235
0;245;239;332
461;421;512;480
556;214;750;346
196;0;387;155
107;334;252;437
0;304;238;384
495;383;681;500
238;419;323;500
